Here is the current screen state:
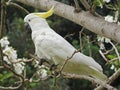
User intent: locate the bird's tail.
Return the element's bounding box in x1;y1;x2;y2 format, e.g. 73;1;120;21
89;66;108;82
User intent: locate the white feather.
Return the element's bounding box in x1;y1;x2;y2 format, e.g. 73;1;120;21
24;14;107;81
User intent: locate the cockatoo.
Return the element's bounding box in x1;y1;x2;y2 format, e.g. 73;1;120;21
24;6;107;82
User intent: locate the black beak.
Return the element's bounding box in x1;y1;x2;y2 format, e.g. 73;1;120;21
24;22;32;33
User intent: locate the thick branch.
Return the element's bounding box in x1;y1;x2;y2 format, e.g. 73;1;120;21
16;0;120;43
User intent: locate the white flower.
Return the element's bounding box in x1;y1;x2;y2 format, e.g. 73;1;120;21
3;56;11;64
13;58;25;75
110;65;117;71
100;43;105;50
40;69;47;79
103;0;110;3
33;60;39;68
0;37;10;48
110;65;115;70
3;47;17;63
37;65;48;79
105;38;111;43
105;15;116;22
13;63;25;74
97;36;104;42
1;36;26;75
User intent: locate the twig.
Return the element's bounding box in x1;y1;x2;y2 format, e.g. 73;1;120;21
12;58;34;64
94;68;120;90
74;0;81;12
29;54;39;60
0;83;22;90
108;58;118;63
99;50;108;62
62;72;117;90
109;41;120;62
102;43;118;55
0;0;6;66
86;35;92;56
29;73;51;83
59;49;80;73
0;0;6;39
6;1;29;14
3;63;24;81
79;27;84;53
64;33;75;39
108;68;120;84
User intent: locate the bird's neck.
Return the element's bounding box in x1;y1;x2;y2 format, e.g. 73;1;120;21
30;19;50;31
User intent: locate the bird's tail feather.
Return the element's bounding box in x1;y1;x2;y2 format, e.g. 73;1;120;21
89;66;107;82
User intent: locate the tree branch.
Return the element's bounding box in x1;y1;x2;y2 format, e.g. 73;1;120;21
6;1;29;14
95;68;120;90
16;0;120;43
62;72;117;90
0;0;6;39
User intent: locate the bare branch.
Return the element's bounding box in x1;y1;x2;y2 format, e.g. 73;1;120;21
62;72;117;90
79;27;84;53
6;1;29;14
86;35;92;56
95;68;120;90
0;0;6;39
109;41;120;62
59;49;80;73
0;83;22;90
99;50;108;62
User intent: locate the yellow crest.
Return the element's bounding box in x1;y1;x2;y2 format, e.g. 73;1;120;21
34;6;54;18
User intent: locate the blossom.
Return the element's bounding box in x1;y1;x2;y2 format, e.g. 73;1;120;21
32;60;39;68
0;37;10;48
110;65;117;71
110;65;114;70
1;36;25;75
103;0;111;3
37;65;48;79
3;47;17;63
13;63;25;74
40;69;47;79
105;15;114;22
100;43;105;50
105;38;111;43
97;36;104;42
3;56;11;64
97;36;111;50
105;15;117;22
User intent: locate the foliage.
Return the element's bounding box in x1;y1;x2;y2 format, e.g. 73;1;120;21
0;0;120;90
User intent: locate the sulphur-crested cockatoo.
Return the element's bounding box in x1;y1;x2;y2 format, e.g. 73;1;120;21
24;6;107;82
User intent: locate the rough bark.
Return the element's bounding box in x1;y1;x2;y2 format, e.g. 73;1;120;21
16;0;120;43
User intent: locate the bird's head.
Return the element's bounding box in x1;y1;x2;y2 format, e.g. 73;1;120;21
24;6;54;32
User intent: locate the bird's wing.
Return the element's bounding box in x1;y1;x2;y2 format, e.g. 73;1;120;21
34;29;107;82
34;29;102;71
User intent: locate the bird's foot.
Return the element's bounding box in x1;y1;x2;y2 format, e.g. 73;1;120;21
50;64;61;77
39;57;50;65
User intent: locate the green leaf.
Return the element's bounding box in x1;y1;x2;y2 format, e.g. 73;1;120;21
0;72;13;82
107;54;117;59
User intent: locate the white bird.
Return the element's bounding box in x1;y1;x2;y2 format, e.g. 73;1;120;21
24;6;107;82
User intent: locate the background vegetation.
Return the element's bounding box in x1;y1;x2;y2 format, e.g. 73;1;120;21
0;0;120;90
